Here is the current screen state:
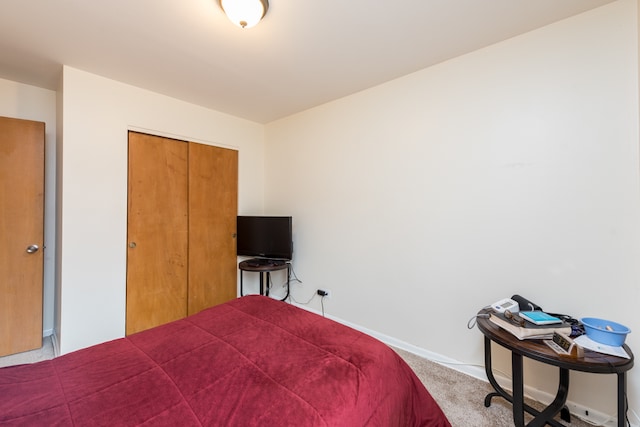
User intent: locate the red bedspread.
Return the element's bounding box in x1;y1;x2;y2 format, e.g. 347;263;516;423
0;295;450;426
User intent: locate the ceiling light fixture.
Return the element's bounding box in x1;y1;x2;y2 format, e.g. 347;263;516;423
219;0;269;29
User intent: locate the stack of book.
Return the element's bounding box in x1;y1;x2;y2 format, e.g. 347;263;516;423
489;311;572;340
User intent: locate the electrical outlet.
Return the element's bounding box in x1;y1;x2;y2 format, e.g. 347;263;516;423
317;289;331;298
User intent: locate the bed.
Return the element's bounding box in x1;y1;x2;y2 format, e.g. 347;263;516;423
0;295;450;426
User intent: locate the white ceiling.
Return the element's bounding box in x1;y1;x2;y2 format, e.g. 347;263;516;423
0;0;615;123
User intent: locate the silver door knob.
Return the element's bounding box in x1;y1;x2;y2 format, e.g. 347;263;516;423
26;244;39;254
129;242;137;248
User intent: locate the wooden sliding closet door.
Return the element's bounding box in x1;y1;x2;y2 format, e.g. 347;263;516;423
126;132;188;335
188;143;238;315
0;116;45;356
127;131;238;335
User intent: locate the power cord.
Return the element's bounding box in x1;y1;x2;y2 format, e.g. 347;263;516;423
287;263;302;285
467;313;490;329
467;306;491;329
280;266;323;308
319;294;326;317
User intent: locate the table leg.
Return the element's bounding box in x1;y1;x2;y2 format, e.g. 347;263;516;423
265;272;270;296
528;368;569;427
280;265;290;301
484;337;512;407
483;337;566;427
618;373;626;427
259;272;264;295
512;352;525;427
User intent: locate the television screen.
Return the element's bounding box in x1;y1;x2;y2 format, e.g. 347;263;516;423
236;216;293;260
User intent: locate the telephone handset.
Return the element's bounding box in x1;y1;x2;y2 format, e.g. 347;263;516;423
510;294;542;312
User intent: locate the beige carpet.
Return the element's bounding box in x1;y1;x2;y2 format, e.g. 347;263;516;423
0;337;594;426
0;336;55;368
393;348;593;427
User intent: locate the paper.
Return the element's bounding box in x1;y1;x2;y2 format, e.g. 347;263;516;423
574;335;630;359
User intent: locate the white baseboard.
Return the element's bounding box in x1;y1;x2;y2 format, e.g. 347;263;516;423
43;328;60;357
289;300;638;427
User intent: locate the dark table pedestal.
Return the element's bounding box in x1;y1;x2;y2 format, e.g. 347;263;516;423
239;259;291;300
476;309;633;427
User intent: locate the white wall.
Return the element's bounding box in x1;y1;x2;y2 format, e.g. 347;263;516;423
3;0;638;421
265;0;639;418
0;78;57;337
58;66;265;354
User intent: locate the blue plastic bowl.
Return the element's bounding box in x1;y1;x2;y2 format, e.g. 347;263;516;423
581;317;631;346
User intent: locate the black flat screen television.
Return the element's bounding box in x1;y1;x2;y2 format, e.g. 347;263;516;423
236;216;293;260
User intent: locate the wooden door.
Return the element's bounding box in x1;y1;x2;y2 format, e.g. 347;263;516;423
0;116;44;356
188;143;238;315
126;132;188;335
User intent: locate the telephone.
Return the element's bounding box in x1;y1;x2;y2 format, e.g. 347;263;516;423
491;295;543;314
490;298;519;313
511;294;542;312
